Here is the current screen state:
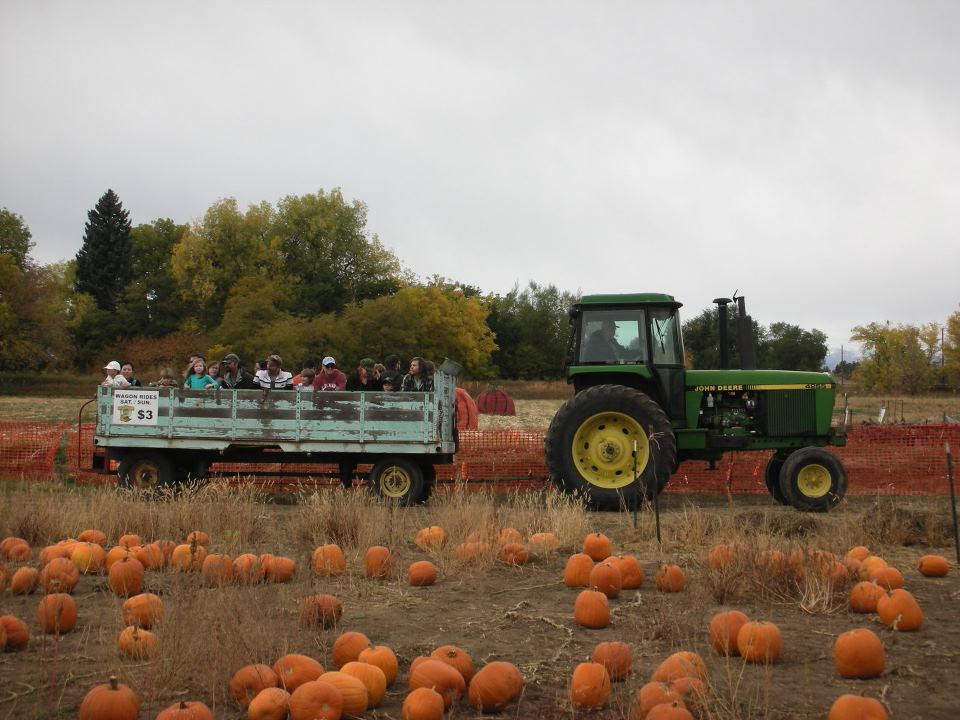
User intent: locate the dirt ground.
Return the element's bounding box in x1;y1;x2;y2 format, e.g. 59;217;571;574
1;491;958;720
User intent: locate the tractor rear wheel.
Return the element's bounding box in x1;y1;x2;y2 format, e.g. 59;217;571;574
545;384;676;510
778;447;847;512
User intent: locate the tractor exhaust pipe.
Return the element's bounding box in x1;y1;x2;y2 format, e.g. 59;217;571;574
714;297;732;369
735;294;757;370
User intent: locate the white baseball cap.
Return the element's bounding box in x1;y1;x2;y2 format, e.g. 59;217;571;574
322;356;336;367
103;361;122;371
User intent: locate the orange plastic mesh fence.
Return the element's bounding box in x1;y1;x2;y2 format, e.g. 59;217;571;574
2;423;951;496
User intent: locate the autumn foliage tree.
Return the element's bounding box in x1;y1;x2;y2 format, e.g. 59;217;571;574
850;322;941;394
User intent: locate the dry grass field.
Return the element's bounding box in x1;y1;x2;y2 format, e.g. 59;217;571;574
1;482;958;719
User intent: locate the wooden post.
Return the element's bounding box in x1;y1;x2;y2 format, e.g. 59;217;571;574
946;443;959;564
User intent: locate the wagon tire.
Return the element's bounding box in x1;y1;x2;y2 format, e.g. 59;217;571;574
117;450;176;495
368;457;424;507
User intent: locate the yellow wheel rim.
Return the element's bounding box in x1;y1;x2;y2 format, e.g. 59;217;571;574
128;461;159;491
379;465;412;498
572;412;649;490
796;463;832;498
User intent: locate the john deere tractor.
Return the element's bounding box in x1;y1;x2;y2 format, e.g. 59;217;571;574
545;293;847;511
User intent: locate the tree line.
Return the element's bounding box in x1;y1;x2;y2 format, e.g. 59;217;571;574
2;189;956;390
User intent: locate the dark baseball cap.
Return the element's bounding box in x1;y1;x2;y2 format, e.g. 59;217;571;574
222;353;241;364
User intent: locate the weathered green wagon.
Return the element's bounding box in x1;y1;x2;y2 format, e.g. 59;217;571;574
91;363;460;504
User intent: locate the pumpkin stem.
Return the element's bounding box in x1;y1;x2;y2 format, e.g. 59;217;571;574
109;675;119;690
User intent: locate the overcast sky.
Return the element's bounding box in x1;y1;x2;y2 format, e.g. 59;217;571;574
2;1;958;352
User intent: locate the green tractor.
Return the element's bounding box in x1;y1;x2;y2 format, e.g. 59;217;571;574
545;293;847;512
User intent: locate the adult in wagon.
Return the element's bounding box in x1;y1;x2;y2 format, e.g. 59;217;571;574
101;361;131;388
313;357;347;391
120;362;141;387
346;358;380;391
254;354;294;390
219;353;256;389
401;356;434;392
183;358;218;389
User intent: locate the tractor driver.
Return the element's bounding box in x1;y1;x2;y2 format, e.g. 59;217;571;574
582;318;626;362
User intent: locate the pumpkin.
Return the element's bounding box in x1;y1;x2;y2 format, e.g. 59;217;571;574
868;566;904;590
670;676;708;707
186;530;210;545
858;555;888;580
299;594;343;628
118;534;141;549
155;700;214;720
155;539;177;562
402;687;445;720
0;614;30;649
122;592;164;628
77;529;107;546
272;654;324;691
834;628;884;679
108;556;145;597
876;588;924;631
288;680;343;720
736;621;782;663
263;555;296;583
5;540;31;562
170;541;207;571
498;542;529;566
318;671;369;716
845;545;871;562
475;387;516;415
651;652;708;684
582;532;613;561
569;662;610;710
708;610;750;656
827;694;888;720
201;553;234;587
134;542;165;570
11;566;39;595
105;545;132;570
574;589;610;629
408;657;466;709
430;644;475;681
455;386;480;429
528;531;560;554
608;554;645;588
414;526;448;550
647;701;695;720
39;543;73;565
655;564;685;592
848;581;887;613
917;554;949;577
311;543;346;575
563;553;595;587
37;593;77;634
229;664;279;709
589;561;622;598
629;682;685;720
332;630;371;667
707;543;744;570
408;560;438;586
0;537;27;557
247;687;290;720
467;661;523;712
40;556;80;593
233;553;264;584
118;625;157;659
592;641;633;680
755;549;786;576
70;542;106;574
358;644;399;686
498;527;523;545
341;661;388;706
364;546;392;578
453;541;491;563
78;676;140;720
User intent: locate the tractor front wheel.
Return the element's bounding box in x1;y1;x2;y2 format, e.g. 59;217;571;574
545;384;676;510
778;447;847;512
764;452;790;505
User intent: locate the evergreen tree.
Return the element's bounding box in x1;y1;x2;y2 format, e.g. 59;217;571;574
74;189;133;310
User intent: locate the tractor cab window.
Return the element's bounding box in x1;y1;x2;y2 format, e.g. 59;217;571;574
578;309;647;364
649;307;683;366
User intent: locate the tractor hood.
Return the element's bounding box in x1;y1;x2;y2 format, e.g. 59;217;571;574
685;369;834;392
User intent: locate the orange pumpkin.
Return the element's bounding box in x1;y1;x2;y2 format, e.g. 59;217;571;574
528;532;560;554
11;566;39;595
848;581;887;613
498;527;523;545
708;610;749;656
452;541;491;563
430;644;475;682
868;566;904;590
70;542;106;574
78;676;139;720
155;700;214;720
272;654;324;691
105;545;132;570
118;625;158;659
858;555;888;580
563;553;595;587
629;682;685;720
828;694;888;720
287;680;343;720
332;630;371;667
170;541;207;571
229;664;279;709
834;628;884;679
845;545;871;562
408;657;466;709
569;662;610;710
39;543;73;566
40;557;80;593
651;652;708;684
186;530;210;545
402;687;445;720
917;554;949;577
647;701;695;720
364;546;392;578
77;529;107;546
574;589;610;629
582;532;613;561
755;549;786;576
319;671;369;716
247;687;290;720
408;560;438;586
467;661;523;712
670;676;708;708
107;556;145;597
707;543;745;570
876;588;924;631
233;553;264;584
134;542;165;570
414;526;448;550
498;542;529;566
201;553;234;587
736;621;782;664
121;592;164;628
0;615;30;649
592;641;633;680
655;564;685;592
608;554;645;589
341;661;388;706
299;594;343;628
118;534;141;549
589;561;623;598
37;593;77;634
358;644;399;686
311;543;346;575
263;555;296;583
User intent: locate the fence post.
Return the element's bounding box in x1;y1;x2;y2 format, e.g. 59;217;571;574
947;443;959;564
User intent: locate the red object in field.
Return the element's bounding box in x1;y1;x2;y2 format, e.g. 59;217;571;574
476;388;516;416
455;388;479;430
